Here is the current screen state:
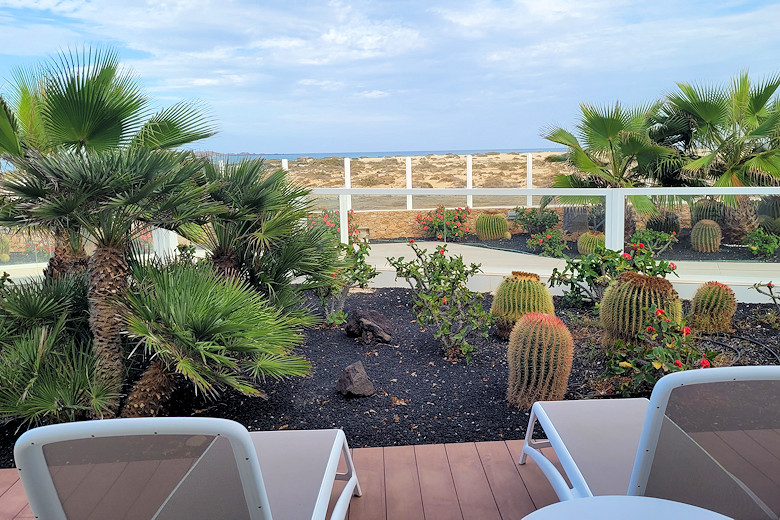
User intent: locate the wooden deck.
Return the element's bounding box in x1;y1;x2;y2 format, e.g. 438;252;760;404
0;440;559;520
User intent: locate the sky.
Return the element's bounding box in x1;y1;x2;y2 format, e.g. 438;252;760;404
0;0;778;154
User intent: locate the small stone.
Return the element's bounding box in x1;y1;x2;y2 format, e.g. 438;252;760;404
336;361;376;397
345;308;392;344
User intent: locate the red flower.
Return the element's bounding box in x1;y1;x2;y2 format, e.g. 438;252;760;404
409;239;415;243
700;358;711;368
546;234;551;239
646;326;655;333
656;308;665;316
769;282;774;288
440;249;445;254
669;262;676;269
671;231;677;235
538;238;543;243
682;326;691;336
437;234;443;239
674;360;682;367
428;216;433;221
442;296;447;304
423;225;429;230
621;252;631;259
637;242;644;249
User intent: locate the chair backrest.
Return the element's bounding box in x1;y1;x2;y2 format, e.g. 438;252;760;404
628;366;780;519
14;417;273;520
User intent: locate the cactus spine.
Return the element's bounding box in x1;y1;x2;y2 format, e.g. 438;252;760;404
577;230;605;255
646;212;681;234
688;281;737;333
490;271;554;339
507;313;573;409
691;219;722;252
600;272;682;344
691;197;724;226
475;212;509;240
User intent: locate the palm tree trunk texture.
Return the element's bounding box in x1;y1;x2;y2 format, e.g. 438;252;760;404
211;249;240;279
723;195;759;243
88;246;129;415
120;360;176;417
44;229;88;279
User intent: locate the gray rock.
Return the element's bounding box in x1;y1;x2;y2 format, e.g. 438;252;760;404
336;361;376;397
345;308;392;344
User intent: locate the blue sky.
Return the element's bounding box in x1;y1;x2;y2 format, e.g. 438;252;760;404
0;0;778;154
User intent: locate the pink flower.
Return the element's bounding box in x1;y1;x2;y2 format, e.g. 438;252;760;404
646;326;655;333
682;326;691;336
656;309;665;316
423;226;429;230
546;234;551;239
700;358;711;368
674;360;682;367
669;262;676;269
621;252;631;259
437;234;443;239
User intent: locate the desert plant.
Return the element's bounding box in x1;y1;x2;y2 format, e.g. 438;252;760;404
690;219;722;252
645;211;680;235
688;281;737;333
527;229;568;257
600;272;682;344
758;214;780;235
722;196;759;243
757;195;780;220
490;271;554;339
120;260;310;417
744;228;780;258
475;212;510;240
0;235;9;262
507;313;573;409
513;205;559;235
388;242;492;360
690;197;725;226
414;205;471;240
629;229;678;257
318;240;378;325
576;230;604;255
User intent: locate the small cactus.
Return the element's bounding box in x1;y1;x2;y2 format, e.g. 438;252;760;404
691;197;724;226
600;272;682;344
507;313;573;409
691;219;722;252
688;281;736;333
475;212;509;241
577;230;605;255
490;271;554;339
646;212;681;235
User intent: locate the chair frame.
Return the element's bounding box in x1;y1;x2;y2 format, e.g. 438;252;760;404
519;366;780;501
14;417;361;520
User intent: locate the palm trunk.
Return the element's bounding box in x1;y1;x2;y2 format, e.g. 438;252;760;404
45;228;88;279
120;360;176;417
211;248;239;279
88;245;129;415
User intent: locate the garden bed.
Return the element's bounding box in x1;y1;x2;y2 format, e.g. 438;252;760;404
1;288;779;469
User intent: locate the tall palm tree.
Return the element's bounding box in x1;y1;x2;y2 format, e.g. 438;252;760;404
4;147;220;413
662;71;780;241
0;47;216;277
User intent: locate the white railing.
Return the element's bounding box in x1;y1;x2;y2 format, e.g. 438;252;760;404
310;186;780;249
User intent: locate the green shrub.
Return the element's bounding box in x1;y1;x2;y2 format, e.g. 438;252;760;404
758;214;780;235
513;206;559;235
744;228;779;257
688;281;737;333
527;229;568;257
629;229;678;257
318;240;378;325
0;236;9;256
475;213;510;240
690;219;722;252
576;230;604;255
388;242;492;360
415;205;471;240
507;313;573;408
490;271;554;339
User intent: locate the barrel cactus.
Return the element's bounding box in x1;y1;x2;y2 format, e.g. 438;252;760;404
646;212;680;235
475;212;510;240
490;271;554;339
577;230;605;255
688;281;736;333
691;197;724;226
600;272;682;345
691;219;722;253
507;313;573;409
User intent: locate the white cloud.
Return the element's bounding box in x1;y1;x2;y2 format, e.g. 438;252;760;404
298;79;346;90
356;90;389;98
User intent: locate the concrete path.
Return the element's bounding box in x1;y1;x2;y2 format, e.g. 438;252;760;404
367;241;780;303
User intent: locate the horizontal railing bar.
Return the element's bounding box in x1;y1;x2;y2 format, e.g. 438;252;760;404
311;187;780;196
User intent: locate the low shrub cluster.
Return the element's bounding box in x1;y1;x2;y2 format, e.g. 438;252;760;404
414;205;471;240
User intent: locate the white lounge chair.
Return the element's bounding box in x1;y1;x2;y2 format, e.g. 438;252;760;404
14;417;362;520
520;366;780;519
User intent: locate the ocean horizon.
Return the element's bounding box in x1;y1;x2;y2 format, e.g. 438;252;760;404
200;147;565;161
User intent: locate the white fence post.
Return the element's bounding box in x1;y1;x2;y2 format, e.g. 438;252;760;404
338;194;349;244
406;157;413;210
526;153;533;207
604;189;625;252
151;228;178;258
466;155;473;208
344;158;352;211
281;158;288;171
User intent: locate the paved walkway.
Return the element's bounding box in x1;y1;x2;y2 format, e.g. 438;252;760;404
367;241;780;303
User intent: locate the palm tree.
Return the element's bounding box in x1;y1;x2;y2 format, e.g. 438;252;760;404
120;260;310;417
4;147;220;413
179;158;345;315
662;71;780;241
0;47;216;277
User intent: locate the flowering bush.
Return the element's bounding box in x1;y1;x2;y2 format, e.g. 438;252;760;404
526;229;568;257
415;206;471;241
513;206;559;235
744;228;779;258
750;281;780;313
24;240;55;262
318;240;378;325
629;229;678;257
606;305;716;395
308;208;359;243
549;245;678;306
388;242;492;360
134;231;154;253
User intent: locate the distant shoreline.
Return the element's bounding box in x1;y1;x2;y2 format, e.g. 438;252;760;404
196;148;566;161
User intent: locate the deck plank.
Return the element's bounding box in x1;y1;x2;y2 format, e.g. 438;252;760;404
505;440;559;509
383;445;424;520
445;443;502;520
415;443;463;520
0;480;28;520
0;471;17;499
345;447;385;520
475;441;536;519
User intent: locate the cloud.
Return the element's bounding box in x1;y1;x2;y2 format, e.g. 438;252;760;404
356;90;389;98
298;79;346;91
